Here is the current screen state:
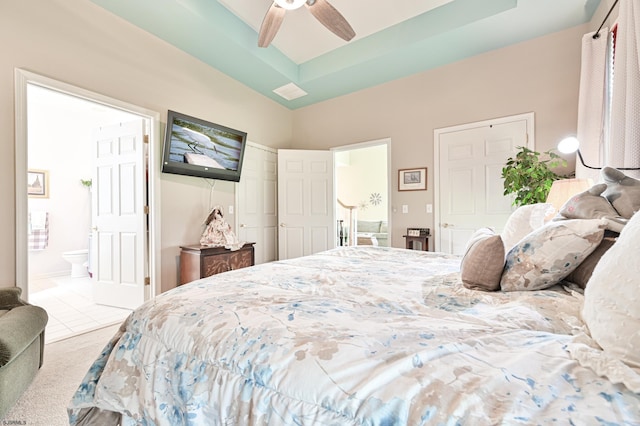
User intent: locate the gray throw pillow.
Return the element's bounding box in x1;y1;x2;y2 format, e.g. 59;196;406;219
461;228;505;292
564;235;617;289
602;167;640;219
558;183;627;232
560;183;619;219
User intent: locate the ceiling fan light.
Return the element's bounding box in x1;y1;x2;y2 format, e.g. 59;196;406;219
274;0;306;10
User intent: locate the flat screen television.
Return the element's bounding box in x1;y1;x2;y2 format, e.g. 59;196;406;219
161;110;248;182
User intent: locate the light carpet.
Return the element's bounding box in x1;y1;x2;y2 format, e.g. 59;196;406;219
2;323;121;425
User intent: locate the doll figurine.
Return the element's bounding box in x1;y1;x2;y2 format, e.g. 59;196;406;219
200;206;244;250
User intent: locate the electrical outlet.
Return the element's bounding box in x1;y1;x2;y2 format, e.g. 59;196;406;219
402;205;408;214
426;204;433;213
228;205;234;215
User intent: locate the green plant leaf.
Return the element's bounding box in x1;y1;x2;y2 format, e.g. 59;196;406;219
501;146;568;206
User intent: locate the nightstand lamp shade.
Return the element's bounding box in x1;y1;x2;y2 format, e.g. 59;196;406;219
546;178;594;213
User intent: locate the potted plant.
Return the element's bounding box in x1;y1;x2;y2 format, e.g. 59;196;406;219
502;146;567;206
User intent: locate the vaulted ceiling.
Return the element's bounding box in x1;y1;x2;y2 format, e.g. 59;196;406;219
88;0;601;109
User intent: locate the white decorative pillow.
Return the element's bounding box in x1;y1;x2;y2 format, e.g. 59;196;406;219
460;228;505;292
581;210;640;390
500;219;605;291
501;203;554;253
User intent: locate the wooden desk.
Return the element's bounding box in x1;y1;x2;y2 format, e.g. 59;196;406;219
403;235;430;251
179;243;255;285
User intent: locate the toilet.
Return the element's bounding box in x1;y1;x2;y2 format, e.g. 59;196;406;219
62;249;89;278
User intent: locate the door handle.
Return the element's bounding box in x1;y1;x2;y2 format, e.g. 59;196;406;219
240;224;246;228
92;226;98;231
280;223;286;227
442;223;454;228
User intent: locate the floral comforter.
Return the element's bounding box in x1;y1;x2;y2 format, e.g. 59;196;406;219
68;246;640;425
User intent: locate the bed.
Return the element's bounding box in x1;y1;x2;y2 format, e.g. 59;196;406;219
68;238;640;425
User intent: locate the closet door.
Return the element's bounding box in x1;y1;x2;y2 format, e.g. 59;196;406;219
435;113;532;254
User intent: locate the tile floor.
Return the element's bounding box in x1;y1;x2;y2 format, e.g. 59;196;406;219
29;275;132;344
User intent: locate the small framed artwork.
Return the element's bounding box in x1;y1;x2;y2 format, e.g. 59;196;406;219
27;169;49;198
398;167;427;191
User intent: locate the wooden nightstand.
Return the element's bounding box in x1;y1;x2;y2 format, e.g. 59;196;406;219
179;243;255;285
403;235;430;251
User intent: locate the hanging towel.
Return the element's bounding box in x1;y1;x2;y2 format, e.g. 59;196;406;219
28;212;49;250
30;211;48;231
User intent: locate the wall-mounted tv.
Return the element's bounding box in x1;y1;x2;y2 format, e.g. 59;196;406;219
161;110;248;182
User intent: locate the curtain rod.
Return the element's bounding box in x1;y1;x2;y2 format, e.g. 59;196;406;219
593;0;620;39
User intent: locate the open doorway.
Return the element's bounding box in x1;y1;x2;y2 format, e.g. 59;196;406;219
26;85;142;342
15;70;161;343
333;139;391;248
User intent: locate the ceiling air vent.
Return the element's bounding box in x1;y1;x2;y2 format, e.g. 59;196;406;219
273;83;307;101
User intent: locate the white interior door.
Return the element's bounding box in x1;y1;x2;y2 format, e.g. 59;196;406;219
92;119;147;309
277;149;335;260
435;114;532;254
237;143;278;265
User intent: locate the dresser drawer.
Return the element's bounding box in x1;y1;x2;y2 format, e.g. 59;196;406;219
179;243;255;285
202;249;253;276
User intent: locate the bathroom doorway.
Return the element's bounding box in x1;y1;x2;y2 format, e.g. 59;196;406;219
15;71;160;343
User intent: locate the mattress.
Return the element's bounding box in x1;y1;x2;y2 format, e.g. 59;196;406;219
68;246;640;425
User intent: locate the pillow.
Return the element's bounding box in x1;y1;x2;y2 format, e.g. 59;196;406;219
460;228;505;291
563;234;617;289
602;167;640;219
500;219;605;291
581;210;640;391
501;203;554;253
558;183;627;232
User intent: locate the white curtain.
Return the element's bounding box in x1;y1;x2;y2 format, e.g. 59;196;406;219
608;0;640;178
576;29;611;182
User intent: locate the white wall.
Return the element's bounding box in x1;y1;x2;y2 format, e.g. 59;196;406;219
336;145;388;221
0;0;293;291
292;25;587;248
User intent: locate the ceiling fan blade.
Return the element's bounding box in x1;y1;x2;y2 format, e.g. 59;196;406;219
258;3;286;48
306;0;355;42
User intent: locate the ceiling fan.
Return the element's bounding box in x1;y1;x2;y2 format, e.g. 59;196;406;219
258;0;356;48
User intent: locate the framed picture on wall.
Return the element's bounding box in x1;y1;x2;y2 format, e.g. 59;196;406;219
28;169;49;198
398;167;427;191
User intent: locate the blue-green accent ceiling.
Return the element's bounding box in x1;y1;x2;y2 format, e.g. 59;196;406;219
88;0;601;109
